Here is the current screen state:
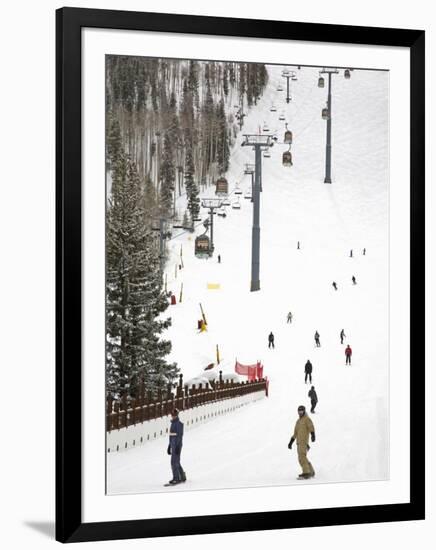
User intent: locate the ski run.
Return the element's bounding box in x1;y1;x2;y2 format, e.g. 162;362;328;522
107;63;389;494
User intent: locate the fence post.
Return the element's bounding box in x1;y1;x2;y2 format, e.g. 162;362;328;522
114;402;120;430
122;393;128;428
131;398;136;426
106;396;113;432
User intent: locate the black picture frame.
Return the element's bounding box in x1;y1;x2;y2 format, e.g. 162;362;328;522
56;7;425;543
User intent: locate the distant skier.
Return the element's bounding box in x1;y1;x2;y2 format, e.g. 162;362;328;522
268;331;275;349
218;254;221;264
345;345;352;365
363;248;366;255
288;405;316;479
297;241;301;250
332;281;338;291
304;360;313;384
314;331;321;347
340;329;346;344
352;275;357;285
166;409;186;485
350;249;353;258
287;311;293;324
308;386;318;413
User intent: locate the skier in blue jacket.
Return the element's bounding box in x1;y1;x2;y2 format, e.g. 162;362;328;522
166;409;186;485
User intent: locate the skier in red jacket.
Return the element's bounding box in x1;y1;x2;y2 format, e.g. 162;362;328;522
345;345;352;365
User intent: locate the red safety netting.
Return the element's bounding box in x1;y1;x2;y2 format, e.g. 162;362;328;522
235;360;264;381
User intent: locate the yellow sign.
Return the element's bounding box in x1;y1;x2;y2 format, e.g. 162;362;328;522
207;283;221;290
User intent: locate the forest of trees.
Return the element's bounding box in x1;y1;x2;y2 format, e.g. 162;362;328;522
105;56;269;400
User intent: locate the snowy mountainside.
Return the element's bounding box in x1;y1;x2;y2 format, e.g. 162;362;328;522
107;64;389;494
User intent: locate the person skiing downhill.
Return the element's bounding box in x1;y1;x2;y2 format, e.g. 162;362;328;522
352;275;357;285
345;345;352;365
288;405;316;479
268;332;275;349
287;311;293;324
166;409;186;485
350;249;353;258
314;331;321;347
218;254;221;264
304;360;313;384
332;281;338;291
308;386;318;413
340;329;346;344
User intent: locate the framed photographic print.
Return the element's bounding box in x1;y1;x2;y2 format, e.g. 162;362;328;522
56;7;425;543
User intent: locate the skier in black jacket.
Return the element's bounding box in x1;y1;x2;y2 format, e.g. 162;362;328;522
166;409;186;485
304;360;313;384
314;331;321;347
308;386;318;413
268;331;275;349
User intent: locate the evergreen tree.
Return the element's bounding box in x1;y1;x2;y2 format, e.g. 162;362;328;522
106;153;177;399
216;99;230;174
184;146;200;226
159;131;175;216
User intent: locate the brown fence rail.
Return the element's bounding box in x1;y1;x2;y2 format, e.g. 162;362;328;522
107;372;268;432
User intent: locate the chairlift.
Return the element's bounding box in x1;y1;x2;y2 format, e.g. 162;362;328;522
244;191;252;200
279;113;285;121
232;198;241;210
344;69;351;79
234;183;243;195
322;107;330;120
195;235;212;258
277;85;284;92
222;198;230;206
284;130;293;144
263;150;271;158
217;208;227;218
270;104;277;112
318;76;325;88
263;124;269;132
282;150;293;167
291;75;298;81
215;177;229;196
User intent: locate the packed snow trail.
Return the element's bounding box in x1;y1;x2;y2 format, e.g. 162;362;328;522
107;65;389;494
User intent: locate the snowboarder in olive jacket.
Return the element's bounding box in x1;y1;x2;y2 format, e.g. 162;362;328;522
288;405;316;479
167;409;186;485
304;360;313;384
308;386;318;413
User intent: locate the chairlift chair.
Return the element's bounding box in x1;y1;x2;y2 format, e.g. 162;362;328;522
234;183;243;195
232;199;241;210
195;235;212;258
263;150;271;158
322;107;330;120
215;177;229;196
284;129;293;144
282;150;293;167
270;105;277;112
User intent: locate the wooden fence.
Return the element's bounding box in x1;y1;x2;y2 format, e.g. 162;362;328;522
107;372;268;432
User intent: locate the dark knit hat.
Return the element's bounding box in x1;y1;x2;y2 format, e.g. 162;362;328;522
171;409;179;417
298;405;306;412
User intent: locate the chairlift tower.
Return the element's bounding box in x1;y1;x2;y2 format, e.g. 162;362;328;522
241;134;274;291
318;67;351;183
282;69;296;104
201;198;223;254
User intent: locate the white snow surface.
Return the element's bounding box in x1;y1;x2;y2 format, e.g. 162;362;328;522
107;64;389;494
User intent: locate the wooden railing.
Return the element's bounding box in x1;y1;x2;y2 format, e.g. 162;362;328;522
106;372;268;432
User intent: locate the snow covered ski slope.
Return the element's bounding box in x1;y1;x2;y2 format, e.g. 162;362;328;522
107;64;389;495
